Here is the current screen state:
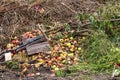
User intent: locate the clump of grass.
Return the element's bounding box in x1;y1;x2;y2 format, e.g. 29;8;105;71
6;61;19;69
82;30;120;72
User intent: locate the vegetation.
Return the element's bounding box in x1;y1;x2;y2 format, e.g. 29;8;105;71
0;0;120;79
55;1;120;77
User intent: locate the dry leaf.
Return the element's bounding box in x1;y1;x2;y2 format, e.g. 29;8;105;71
27;73;35;77
35;63;41;68
21;68;27;75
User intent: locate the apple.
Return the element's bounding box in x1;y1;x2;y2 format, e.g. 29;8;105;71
66;43;71;48
12;40;16;44
13;36;17;39
67;53;74;57
7;43;14;49
70;45;75;48
48;60;52;66
78;47;82;51
63;32;67;35
73;40;77;44
51;65;57;69
70;37;73;40
62;46;65;49
59;39;64;42
70;48;74;52
15;40;19;44
68;61;71;64
57;57;62;61
54;46;59;51
65;38;69;42
62;60;66;63
82;37;86;40
29;33;33;38
60;53;67;58
54;67;59;71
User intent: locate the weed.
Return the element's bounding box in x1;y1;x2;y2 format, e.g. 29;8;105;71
81;30;120;72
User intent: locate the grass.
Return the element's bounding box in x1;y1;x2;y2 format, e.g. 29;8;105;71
55;29;120;77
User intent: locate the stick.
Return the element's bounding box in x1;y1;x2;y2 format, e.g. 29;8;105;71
61;2;77;14
78;18;120;28
37;24;48;40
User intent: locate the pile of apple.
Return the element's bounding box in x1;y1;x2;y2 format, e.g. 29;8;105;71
22;30;42;38
32;33;82;72
6;36;20;50
6;30;42;60
5;30;82;74
6;30;42;49
49;35;82;72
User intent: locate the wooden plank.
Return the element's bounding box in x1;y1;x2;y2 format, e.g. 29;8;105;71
26;41;51;55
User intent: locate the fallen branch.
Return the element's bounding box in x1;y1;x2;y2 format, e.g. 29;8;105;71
45;26;63;34
79;18;120;28
44;18;120;34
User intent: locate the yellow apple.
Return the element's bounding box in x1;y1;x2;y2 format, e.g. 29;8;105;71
54;67;59;71
70;48;75;52
67;53;74;57
78;47;82;51
66;43;71;48
70;37;73;40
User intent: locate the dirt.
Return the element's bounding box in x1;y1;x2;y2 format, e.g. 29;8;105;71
0;0;100;48
42;0;99;23
0;68;112;80
0;0;115;80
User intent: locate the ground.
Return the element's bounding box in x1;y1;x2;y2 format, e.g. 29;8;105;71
0;0;117;80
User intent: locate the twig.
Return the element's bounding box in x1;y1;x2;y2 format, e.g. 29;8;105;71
79;18;120;28
45;18;120;33
10;24;19;40
61;2;77;14
110;18;120;22
37;24;48;39
45;26;63;34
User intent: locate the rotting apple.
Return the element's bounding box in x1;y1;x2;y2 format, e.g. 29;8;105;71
66;43;71;48
57;57;62;61
78;47;82;51
67;53;74;57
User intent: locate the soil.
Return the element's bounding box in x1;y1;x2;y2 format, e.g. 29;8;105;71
0;0;115;80
42;0;99;23
0;0;99;48
0;68;111;80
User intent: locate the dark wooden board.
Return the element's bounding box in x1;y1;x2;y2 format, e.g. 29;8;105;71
26;41;51;55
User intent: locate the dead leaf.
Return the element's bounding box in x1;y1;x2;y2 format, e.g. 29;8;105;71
35;63;41;68
27;73;35;77
21;68;27;75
